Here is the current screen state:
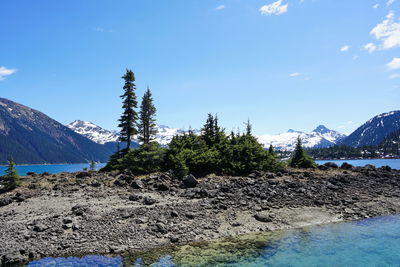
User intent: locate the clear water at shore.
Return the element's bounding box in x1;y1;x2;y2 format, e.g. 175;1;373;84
316;158;400;170
26;215;400;266
0;163;106;176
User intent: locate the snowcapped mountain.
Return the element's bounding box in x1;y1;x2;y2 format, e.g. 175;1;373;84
67;120;119;144
341;111;400;147
68;121;345;151
67;121;197;146
153;125;187;146
257;125;346;151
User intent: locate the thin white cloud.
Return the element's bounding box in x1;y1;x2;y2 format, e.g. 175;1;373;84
387;57;400;69
260;0;288;16
364;42;377;53
373;3;380;8
94;27;113;33
289;72;300;77
340;45;350;52
216;5;225;10
389;73;400;79
387;0;395;6
370;11;400;50
0;66;17;81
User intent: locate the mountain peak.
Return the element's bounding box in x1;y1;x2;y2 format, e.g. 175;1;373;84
342;110;400;147
313;125;331;134
67;121;119;145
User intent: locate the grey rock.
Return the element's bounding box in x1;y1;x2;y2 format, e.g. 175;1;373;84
143;197;157;205
254;213;273;223
0;197;13;207
183;174;199;188
33;223;48;232
131;180;144;189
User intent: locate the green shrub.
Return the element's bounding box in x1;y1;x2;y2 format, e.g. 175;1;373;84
289;137;316;168
2;160;21;190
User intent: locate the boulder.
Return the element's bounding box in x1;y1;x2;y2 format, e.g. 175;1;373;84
324;162;338;169
33;223;48;232
131;179;144;189
0;197;13;207
254;213;273;223
318;165;329;171
340;162;354;170
157;182;170;191
143;197;157;205
182;174;199;188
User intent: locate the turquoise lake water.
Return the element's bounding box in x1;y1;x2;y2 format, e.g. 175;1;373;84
0;163;106;176
26;215;400;266
316;158;400;170
0;159;398;176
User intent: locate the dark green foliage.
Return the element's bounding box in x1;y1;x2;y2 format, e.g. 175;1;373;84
289;137;316;168
138;87;158;144
165;115;282;176
104;142;166;175
268;144;275;155
380;130;400;156
105;114;282;177
118;69;138;151
2;160;20;190
308;145;364;160
90;160;96;171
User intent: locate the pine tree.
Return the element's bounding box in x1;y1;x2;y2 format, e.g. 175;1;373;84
289;136;316;168
118;69;138;151
90;160;96;171
202;113;216;147
3;160;20;190
245;119;252;136
269;144;275;155
138;87;158;145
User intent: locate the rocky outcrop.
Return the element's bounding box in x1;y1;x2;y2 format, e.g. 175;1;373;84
0;166;399;265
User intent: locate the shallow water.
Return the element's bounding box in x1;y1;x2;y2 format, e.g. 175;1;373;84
26;215;400;267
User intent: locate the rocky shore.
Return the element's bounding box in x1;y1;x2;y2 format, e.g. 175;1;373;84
1;163;400;266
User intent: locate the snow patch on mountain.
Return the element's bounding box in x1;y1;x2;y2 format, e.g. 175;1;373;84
67;121;199;146
67;120;119;144
257;125;346;151
68;121;345;151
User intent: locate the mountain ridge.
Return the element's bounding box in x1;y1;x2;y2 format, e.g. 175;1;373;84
341;111;400;147
0;98;113;164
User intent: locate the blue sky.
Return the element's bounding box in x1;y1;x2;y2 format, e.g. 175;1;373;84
0;0;399;135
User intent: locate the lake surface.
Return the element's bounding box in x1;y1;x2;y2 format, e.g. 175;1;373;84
0;163;106;176
316;158;400;170
26;215;400;266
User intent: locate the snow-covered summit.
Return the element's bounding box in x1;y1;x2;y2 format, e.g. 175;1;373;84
67;120;119;144
68;120;345;151
67;121;198;146
256;125;346;151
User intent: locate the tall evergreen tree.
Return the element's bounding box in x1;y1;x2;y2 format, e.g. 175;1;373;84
118;69;138;151
269;144;275;155
138;87;158;144
245;119;252;136
202;113;216;147
3;160;20;190
289;136;316;168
